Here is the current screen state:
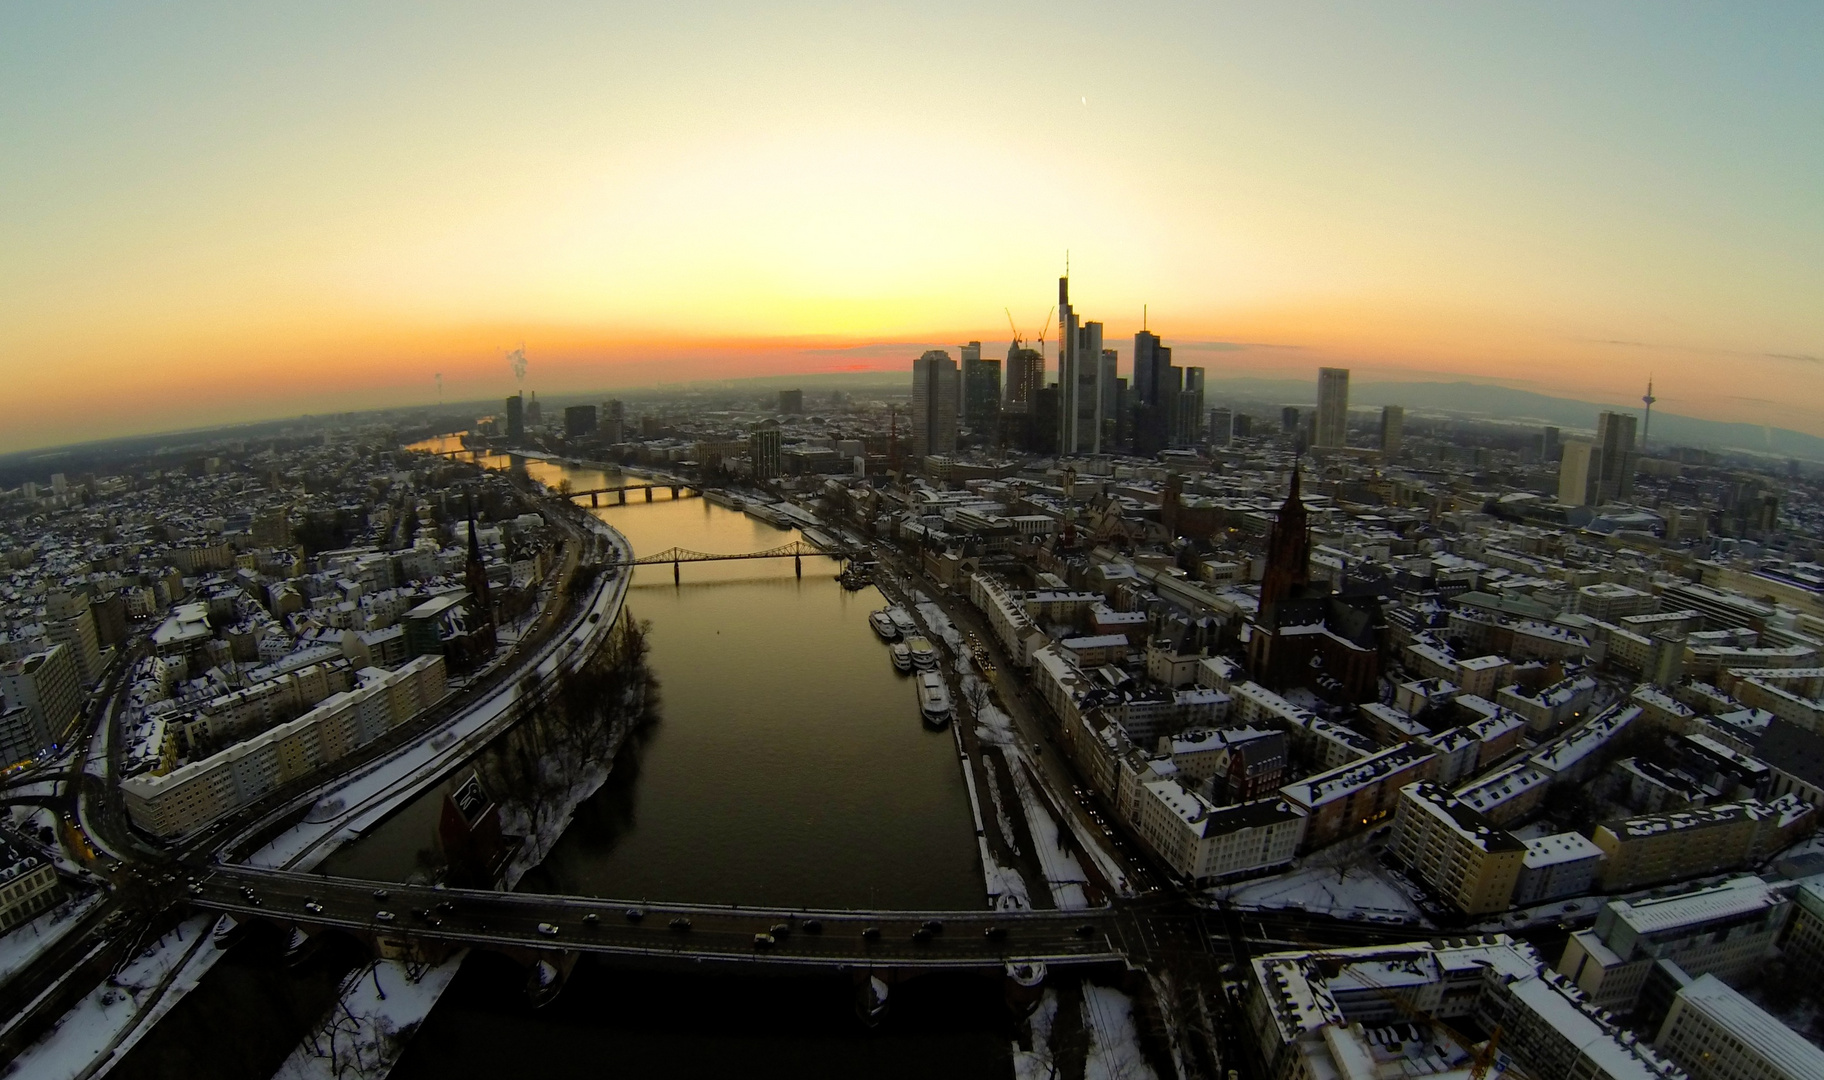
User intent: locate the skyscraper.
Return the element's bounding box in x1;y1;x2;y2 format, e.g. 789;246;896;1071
1177;367;1205;445
1315;367;1350;448
1595;411;1638;502
961;343;1001;434
601;399;625;443
1133;329;1180;454
778;389;803;414
1098;348;1120;451
505;394;524;446
1004;342;1043;413
1379;405;1404;455
911;349;959;460
564;405;597;438
1558;439;1601;505
1056;277;1103;455
1209;408;1234;447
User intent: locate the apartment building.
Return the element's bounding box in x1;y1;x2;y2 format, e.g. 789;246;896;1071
1390;782;1525;915
1655;974;1824;1080
1279;743;1440;848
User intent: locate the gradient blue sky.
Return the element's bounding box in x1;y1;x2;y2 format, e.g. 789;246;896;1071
2;2;1820;451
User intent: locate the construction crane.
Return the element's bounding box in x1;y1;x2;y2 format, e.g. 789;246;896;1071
1004;308;1023;349
1035;306;1054;357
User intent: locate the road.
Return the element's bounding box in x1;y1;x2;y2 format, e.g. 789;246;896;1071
192;868;1132;969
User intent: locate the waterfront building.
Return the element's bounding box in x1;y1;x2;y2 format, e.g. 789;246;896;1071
911;349;959;460
506;393;524;446
1315;367;1349;448
748;422;782;481
1132;786;1304;884
563;404;596;437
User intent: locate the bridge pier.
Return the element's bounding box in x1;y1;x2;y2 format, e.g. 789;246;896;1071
669;485;679;499
618;489;627;505
644;486;653;502
673;558;680;585
525;950;580;1008
794;554;802;578
591;492;599;507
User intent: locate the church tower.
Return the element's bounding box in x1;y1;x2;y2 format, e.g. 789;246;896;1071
1259;468;1311;618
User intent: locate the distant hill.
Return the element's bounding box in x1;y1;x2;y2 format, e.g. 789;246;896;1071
1204;377;1824;460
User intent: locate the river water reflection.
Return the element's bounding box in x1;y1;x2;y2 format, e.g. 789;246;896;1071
334;446;983;912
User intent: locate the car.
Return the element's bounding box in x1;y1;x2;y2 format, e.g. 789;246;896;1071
669;916;693;931
240;886;256;899
186;884;203;896
911;927;932;943
922;919;944;934
623;908;644;923
372;889;390;902
753;932;775;948
412;908;433;922
433;900;455;915
537;923;560;937
802;919;823;933
304;900;323;914
1074;924;1096;937
861;926;880;940
375;911;396;922
248;896;262;907
770;923;791;939
984;925;1007;940
582;912;600;926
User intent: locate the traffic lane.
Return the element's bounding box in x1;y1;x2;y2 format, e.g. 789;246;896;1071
191;882;1121;959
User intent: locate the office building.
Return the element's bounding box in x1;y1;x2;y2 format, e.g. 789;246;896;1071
1542;425;1561;462
0;645;81;757
601;399;625;442
1057;277;1104;455
1390;782;1526;915
961;343;1001;434
1177;367;1205;445
1098;348;1120;450
777;388;803;414
1003;342;1042;413
506;394;525;446
1596;411;1639;502
1208;407;1233;448
1133;329;1181;453
1559;438;1601;505
563;404;596;438
1380;404;1404;455
1656;974;1824;1080
44;592;103;688
748;423;782;481
1315;367;1350;447
1556;876;1792;1014
911;349;959;460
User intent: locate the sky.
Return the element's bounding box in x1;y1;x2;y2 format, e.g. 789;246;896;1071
2;2;1821;453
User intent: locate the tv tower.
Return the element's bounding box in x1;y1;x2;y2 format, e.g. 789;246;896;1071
1641;377;1656;450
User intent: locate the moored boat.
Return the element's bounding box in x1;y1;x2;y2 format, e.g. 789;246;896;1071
870;610;900;641
889;642;914;672
888;606;919;637
915;670;953;727
905;635;939;670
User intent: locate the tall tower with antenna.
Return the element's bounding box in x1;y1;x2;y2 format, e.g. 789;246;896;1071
1641;377;1657;451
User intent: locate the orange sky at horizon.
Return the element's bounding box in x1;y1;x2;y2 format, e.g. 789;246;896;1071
4;4;1820;454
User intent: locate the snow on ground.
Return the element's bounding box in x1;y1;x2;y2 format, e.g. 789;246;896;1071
1476;894;1605;933
987;859;1033;912
271;952;467;1080
1214;865;1422;919
978;765;1024;860
1011;988;1060;1080
0;893;102;985
498;694;641;889
916;602;967;654
95;922;226;1071
6;779;62;800
7;915;215;1080
1081;984;1158;1080
1008;761;1091;910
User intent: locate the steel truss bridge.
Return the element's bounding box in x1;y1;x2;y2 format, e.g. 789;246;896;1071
616;541;862;581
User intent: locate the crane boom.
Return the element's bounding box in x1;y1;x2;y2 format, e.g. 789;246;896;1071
1004;308;1023;348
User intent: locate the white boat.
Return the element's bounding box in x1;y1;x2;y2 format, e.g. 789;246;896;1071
905;635;939;670
870;610;900;641
915;670;953;727
888;606;919;637
890;642;914;672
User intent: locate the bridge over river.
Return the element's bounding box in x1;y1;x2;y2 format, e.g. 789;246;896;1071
189;866;1176;972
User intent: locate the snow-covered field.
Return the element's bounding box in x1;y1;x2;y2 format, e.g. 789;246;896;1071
6;915;217;1080
1214;865;1423;920
0;893;103;986
271;952;466;1080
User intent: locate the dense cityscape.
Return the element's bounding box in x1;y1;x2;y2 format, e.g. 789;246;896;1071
2;267;1823;1078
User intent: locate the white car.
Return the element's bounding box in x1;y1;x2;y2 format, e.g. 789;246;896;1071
536;922;559;937
375;911;396;923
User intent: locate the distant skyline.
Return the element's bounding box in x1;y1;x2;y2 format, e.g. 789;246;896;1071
4;3;1821;454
